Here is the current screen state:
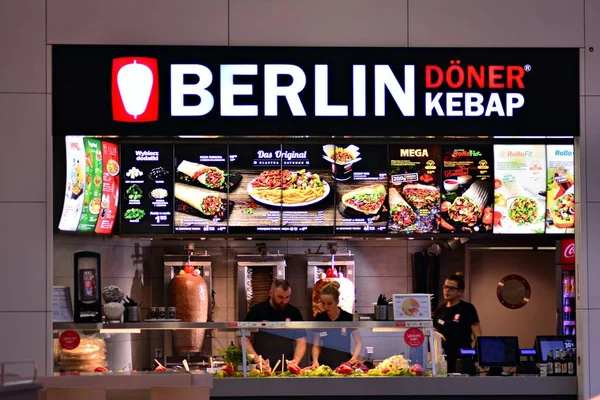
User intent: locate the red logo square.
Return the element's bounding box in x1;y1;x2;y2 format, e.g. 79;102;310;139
111;57;159;122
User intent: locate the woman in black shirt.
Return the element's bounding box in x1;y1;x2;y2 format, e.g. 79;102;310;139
311;281;362;369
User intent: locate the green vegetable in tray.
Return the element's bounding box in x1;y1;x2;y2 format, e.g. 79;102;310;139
126;184;143;200
219;342;252;369
124;208;146;221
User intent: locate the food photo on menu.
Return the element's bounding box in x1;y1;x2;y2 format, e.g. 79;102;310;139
76;138;103;233
493;144;547;234
174;144;233;233
120;144;173;234
330;144;388;233
278;144;334;234
545;145;575;234
439;146;494;234
58;136;88;232
94;141;120;235
228;143;283;234
388;145;441;234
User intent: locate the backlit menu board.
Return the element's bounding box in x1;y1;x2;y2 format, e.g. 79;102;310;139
493;145;546;234
58;136;86;232
58;137;119;235
388;145;441;234
228;144;282;234
280;144;334;234
439;146;494;234
333;144;388;233
76;138;103;232
546;145;575;234
120;144;173;234
94;141;120;234
174;144;230;233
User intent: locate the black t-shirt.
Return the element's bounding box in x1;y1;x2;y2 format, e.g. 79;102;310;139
433;301;480;362
313;309;354;368
245;299;306;365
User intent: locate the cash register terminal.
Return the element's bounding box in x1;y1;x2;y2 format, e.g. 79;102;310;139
476;336;520;376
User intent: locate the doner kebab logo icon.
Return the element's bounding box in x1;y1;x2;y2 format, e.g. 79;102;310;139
111;57;159;122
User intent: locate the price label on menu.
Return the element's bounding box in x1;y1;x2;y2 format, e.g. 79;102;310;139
120;144;174;234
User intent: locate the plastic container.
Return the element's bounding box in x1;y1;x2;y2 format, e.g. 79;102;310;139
436;354;448;377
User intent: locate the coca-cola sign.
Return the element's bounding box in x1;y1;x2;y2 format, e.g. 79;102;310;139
561;238;575;265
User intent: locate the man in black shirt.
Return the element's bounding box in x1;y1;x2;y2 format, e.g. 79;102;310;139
244;279;307;369
433;274;481;373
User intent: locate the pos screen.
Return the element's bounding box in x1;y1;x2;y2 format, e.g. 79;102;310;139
476;336;520;367
535;336;575;362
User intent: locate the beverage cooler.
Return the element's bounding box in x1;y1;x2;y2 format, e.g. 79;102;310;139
307;251;355;319
559;266;576;336
163;251;214;359
237;252;287;320
557;239;576;336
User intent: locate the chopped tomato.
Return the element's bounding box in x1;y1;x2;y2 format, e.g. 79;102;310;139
493;211;503;227
494;179;503;189
482;211;493;225
441;201;451;213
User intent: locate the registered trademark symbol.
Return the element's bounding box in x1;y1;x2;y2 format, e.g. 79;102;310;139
524;64;532;72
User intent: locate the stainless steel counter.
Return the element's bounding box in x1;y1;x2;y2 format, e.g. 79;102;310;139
211;376;577;399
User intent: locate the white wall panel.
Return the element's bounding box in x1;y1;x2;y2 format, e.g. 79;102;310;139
577;98;587;204
47;0;228;45
408;0;584;47
588;309;600;397
585;97;600;202
0;94;46;202
585;0;600;95
584;203;600;309
0;203;47;312
576;308;591;400
0;312;49;376
230;0;408;46
0;0;46;93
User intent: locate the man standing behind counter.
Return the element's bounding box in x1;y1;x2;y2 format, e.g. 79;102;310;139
244;279;307;369
433;273;482;373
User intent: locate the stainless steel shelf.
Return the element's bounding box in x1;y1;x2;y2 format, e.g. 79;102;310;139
53;320;433;331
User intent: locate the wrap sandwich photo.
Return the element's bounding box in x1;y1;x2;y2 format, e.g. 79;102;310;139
340;183;387;216
174;183;232;220
389;187;418;228
176;160;237;191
